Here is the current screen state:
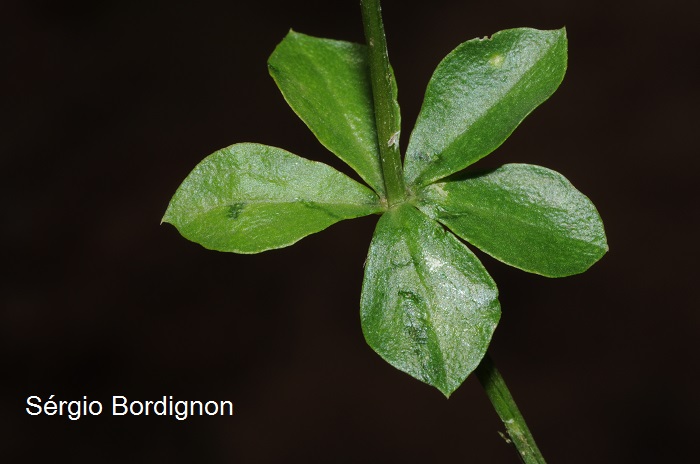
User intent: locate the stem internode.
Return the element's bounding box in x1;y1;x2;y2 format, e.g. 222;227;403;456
475;353;547;463
360;0;406;206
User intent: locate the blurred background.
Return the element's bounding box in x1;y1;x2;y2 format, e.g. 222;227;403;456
2;0;698;462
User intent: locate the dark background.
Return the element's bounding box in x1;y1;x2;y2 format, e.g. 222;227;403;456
3;0;698;462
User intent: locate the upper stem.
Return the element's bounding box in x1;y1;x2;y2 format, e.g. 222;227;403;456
475;353;547;464
360;0;406;206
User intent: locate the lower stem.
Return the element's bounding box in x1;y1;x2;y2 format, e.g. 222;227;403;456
475;353;547;464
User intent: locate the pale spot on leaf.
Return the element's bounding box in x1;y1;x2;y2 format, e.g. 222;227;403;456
489;54;505;67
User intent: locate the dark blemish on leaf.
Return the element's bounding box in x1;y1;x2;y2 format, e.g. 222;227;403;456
398;290;422;305
226;203;245;219
398;290;428;345
398;290;443;384
300;200;342;220
390;256;412;268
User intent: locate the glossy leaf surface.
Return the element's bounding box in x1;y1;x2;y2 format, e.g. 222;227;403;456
164;20;609;398
417;164;608;277
163;143;381;253
404;28;567;187
269;31;384;195
361;204;500;397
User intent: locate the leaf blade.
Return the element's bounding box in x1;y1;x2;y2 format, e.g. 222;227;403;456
268;31;384;196
405;28;567;187
361;204;500;397
417;164;608;277
163;143;381;253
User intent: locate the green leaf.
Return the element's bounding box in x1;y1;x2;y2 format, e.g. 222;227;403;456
361;204;500;397
404;28;568;188
268;31;385;196
417;164;608;277
163;143;381;253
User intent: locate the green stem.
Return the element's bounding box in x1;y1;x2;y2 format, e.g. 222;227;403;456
360;0;406;206
475;353;547;464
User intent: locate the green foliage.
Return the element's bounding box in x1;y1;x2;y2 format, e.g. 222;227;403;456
268;31;385;196
404;28;568;188
163;143;381;253
417;164;607;277
164;22;607;396
361;204;500;397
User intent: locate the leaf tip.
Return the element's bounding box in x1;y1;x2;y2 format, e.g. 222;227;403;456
438;386;455;399
160;207;173;226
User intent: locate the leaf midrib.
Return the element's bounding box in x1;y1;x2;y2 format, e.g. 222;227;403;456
298;42;382;193
413;36;558;186
436;201;605;250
